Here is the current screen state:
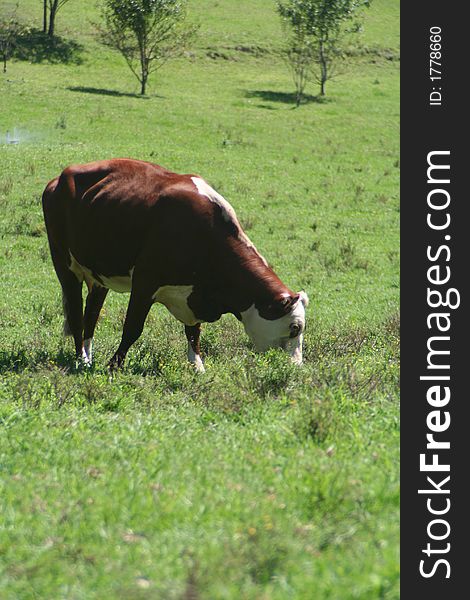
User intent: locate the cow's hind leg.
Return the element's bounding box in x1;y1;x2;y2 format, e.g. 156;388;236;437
51;251;84;364
185;324;205;373
83;285;109;365
108;287;153;371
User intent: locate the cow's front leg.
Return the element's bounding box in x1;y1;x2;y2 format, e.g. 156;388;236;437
185;324;205;373
109;289;153;371
83;284;109;366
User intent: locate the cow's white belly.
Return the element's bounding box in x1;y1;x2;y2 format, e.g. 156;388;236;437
69;255;198;324
69;253;133;292
152;285;198;325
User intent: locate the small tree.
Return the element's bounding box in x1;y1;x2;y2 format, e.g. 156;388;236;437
0;5;23;73
277;0;371;102
100;0;196;96
43;0;47;33
283;28;315;107
41;1;73;37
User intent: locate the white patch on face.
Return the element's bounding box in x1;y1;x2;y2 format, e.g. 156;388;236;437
191;176;268;266
240;298;306;363
153;285;199;325
69;253;133;293
187;344;205;373
284;334;304;365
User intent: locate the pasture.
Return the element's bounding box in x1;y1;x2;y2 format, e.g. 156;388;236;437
0;0;399;598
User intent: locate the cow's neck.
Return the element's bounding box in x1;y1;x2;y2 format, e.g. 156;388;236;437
188;238;291;323
217;241;292;316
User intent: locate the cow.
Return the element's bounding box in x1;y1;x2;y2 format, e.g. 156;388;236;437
41;159;309;372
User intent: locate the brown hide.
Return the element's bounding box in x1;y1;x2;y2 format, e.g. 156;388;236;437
42;159;297;366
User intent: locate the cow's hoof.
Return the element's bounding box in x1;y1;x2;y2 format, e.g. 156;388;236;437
108;354;124;372
189;355;205;373
75;357;92;371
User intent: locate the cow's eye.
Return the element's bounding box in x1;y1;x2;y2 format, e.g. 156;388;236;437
289;323;301;338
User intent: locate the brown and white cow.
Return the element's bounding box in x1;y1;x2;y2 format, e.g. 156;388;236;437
42;159;308;371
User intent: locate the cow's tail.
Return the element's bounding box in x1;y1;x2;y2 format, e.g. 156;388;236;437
42;176;73;338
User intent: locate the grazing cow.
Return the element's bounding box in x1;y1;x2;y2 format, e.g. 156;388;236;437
42;159;308;372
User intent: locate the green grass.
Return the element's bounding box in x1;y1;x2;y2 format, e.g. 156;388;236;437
1;0;399;597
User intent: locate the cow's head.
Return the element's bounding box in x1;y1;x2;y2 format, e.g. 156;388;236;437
240;291;309;364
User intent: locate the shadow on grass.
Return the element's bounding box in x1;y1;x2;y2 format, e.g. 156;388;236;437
67;86;151;99
244;89;326;107
0;348;159;376
0;348;76;374
14;29;84;64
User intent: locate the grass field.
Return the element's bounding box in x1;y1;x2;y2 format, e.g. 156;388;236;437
0;1;399;598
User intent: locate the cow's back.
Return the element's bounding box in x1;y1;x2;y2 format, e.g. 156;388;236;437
42;159;216;282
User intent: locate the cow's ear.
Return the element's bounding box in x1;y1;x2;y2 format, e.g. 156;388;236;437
279;296;291;309
280;294;299;314
280;292;309;313
257;295;287;319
